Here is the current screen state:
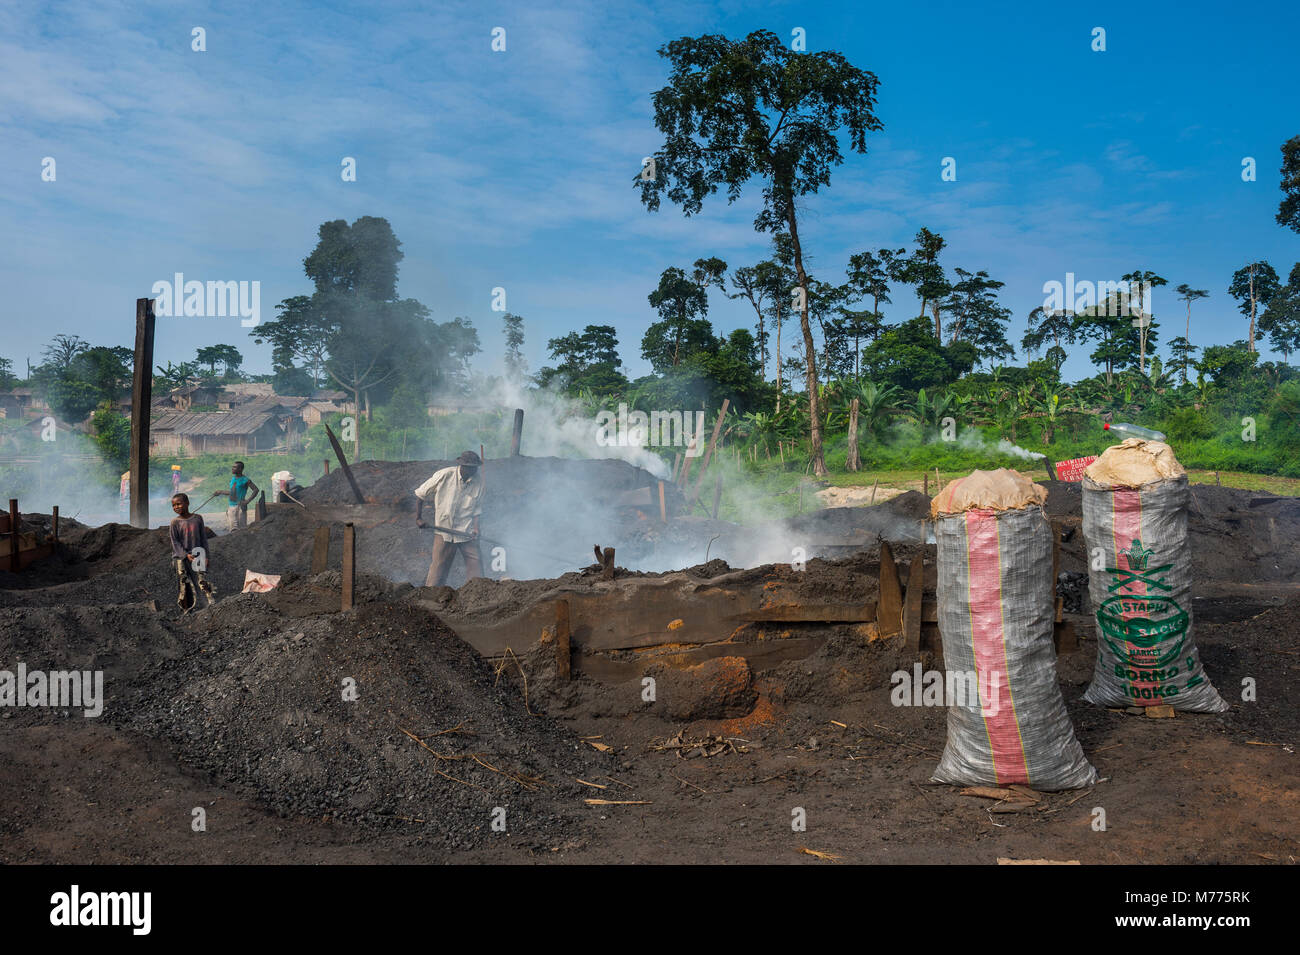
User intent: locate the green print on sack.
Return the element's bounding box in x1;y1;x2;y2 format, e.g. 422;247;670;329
1096;538;1189;676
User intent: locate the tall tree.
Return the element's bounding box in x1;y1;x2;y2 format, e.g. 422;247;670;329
636;29;883;476
1229;261;1281;353
944;268;1012;365
1120;269;1168;372
897;229;949;338
41;334;89;374
1259;263;1300;363
195;344;243;378
644;265;714;372
1278;135;1300;234
252;295;333;387
502;313;526;381
1022;306;1077;379
1174;284;1209;384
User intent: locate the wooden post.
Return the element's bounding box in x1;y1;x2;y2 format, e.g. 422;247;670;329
311;526;331;574
869;477;879;505
324;423;365;504
902;554;924;652
8;499;18;573
129;297;156;528
712;473;723;519
341;523;355;610
923;471;929;496
877;541;902;637
688;399;730;503
1044;457;1058;481
51;505;58;543
680;440;697;486
601;547;615;581
510;409;524;456
324;458;330;475
846;398;860;471
555;599;571;680
935;467;941;491
657;481;666;523
672;453;682;483
254;490;267;522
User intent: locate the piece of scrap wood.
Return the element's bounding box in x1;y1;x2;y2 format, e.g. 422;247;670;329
998;858;1081;865
1007;785;1043;802
960;786;1016;801
587;741;613;752
1145;704;1176;719
583;799;650;806
575;779;607;789
799;847;842;862
829;720;847;728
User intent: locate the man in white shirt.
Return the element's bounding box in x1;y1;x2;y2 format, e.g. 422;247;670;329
414;450;485;587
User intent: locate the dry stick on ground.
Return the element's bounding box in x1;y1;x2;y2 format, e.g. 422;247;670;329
398;725;547;791
492;647;534;715
670;771;709;795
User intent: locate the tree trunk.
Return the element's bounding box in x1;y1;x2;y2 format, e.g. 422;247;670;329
1248;267;1257;353
933;300;942;341
775;305;783;413
785;204;826;476
846;398;860;471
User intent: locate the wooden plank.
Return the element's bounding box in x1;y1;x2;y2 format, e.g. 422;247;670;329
902;553;924;652
8;499;18;573
555;599;571;680
690;398;730;502
341;522;355;610
324;423;365;504
128;298;156;528
877;541;902;637
310;526;331;574
510;408;524;456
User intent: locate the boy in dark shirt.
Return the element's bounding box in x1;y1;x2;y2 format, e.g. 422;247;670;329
170;493;216;612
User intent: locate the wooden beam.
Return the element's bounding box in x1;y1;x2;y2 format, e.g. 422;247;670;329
690;398;730;502
510;408;525;456
902;554;924;652
1044;457;1058;481
877;541;902;637
341;522;355;610
324;423;365;504
8;499;18;573
555;599;571;680
311;526;331;574
128;297;156;528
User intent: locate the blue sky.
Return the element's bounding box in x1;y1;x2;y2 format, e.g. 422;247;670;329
3;0;1298;385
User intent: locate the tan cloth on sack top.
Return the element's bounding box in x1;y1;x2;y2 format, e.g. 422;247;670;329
931;468;1048;518
1083;438;1186;489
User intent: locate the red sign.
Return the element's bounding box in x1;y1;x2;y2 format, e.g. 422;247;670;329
1054;456;1098;482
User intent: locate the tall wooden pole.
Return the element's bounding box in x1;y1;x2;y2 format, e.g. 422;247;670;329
510;408;524;456
129;298;156;528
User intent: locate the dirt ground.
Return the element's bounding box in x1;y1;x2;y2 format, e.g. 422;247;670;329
1;468;1296;865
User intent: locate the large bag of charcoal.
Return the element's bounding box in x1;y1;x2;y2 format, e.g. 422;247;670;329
930;469;1097;790
1081;439;1228;712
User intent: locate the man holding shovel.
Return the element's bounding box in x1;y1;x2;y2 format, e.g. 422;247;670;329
414;450;484;588
227;460;259;532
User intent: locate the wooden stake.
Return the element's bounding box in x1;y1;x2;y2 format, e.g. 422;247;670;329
324;423;365;504
510;408;525;456
129;297;156;529
690;398;730;501
341;522;355;610
1044;457;1057;481
8;499;18;573
324;458;330;475
555;599;571;681
923;471;929;496
311;526;331;574
658;480;666;523
877;540;902;637
672;453;682;483
903;553;924;652
601;547;616;580
870;477;879;505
